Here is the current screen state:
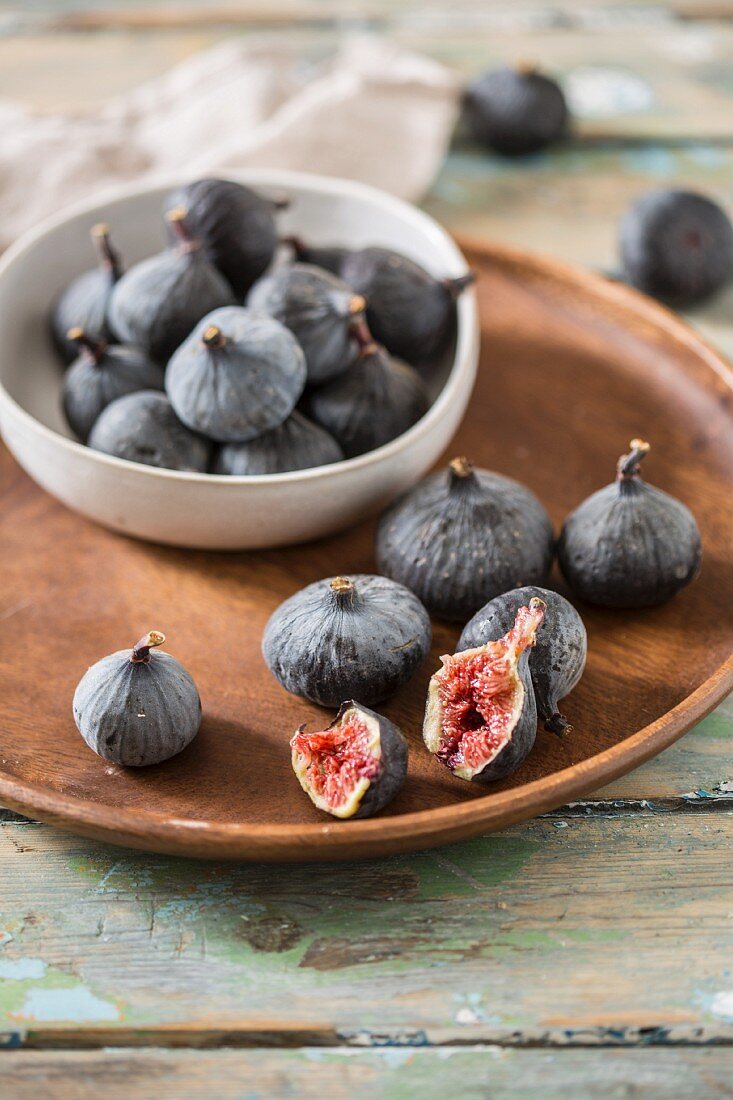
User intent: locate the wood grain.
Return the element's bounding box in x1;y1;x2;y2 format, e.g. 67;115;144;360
1;241;732;859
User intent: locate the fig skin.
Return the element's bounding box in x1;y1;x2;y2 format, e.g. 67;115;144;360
284;236;351;276
88;390;211;472
458;585;587;735
62;328;164;442
107;209;236;365
213;410;343;475
558;440;702;608
376;457;555;622
165;306;306;443
164;178;284;298
305;324;430;458
262;574;432;708
619;188;733;307
73;631;202;767
463;65;569;157
338;247;473;365
424;600;544;784
247;263;366;384
291;700;408;819
51;223;123;364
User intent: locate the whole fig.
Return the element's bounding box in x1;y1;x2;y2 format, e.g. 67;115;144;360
458;586;587;735
463;64;569;157
165;306;306;443
291;700;408;819
107;209;235;364
424;599;545;783
558;439;702;607
376;456;554;621
73;631;201;766
51;223;123;363
88;390;211;472
262;574;432;707
213;410;342;475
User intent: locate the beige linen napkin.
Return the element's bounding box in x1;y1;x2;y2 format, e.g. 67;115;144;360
0;36;460;249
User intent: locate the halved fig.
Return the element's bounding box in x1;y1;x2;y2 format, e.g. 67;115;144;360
423;598;545;783
290;701;407;819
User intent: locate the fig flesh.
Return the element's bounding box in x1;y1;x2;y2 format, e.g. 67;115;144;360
62;328;164;442
247;263;365;384
424;599;545;783
262;574;432;708
51;223;123;364
558;440;702;608
73;630;202;766
165;306;306;443
164;178;284;297
213;410;342;475
376;456;554;622
458;586;586;735
88;390;211;472
107;209;236;364
463;64;569;157
291;701;407;819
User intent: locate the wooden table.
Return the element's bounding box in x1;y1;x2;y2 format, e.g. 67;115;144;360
2;3;733;1095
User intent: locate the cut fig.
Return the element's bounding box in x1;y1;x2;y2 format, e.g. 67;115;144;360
423;599;544;783
290;701;407;819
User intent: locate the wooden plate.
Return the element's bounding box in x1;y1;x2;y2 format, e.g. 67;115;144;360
1;241;732;861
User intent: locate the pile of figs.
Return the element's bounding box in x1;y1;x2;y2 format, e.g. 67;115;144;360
51;177;473;474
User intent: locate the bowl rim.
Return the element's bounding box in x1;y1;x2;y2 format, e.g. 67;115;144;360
0;169;478;485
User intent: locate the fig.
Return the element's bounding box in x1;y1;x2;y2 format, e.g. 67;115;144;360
338;247;474;365
51;223;123;364
463;63;569;157
376;456;555;622
291;701;408;819
213;410;342;475
424;598;545;783
458;586;586;735
619;188;733;306
62;327;164;442
88;390;211;472
73;630;201;766
163;178;285;297
262;574;432;708
558;439;702;608
247;263;365;384
165;306;306;443
305;322;430;458
107;209;236;364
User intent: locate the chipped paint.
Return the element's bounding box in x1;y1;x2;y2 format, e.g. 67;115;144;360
13;985;120;1023
0;931;13;948
0;958;46;980
566;68;654;119
710;991;733;1022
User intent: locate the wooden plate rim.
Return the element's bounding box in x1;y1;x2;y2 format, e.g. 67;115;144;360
3;239;732;860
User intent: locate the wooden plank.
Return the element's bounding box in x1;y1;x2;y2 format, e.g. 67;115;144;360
1;812;732;1045
3;1047;733;1100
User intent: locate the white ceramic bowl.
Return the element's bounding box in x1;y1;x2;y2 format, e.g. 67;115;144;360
0;170;479;549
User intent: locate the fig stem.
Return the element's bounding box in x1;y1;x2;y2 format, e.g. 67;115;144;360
66;326;106;363
350;317;378;355
515;59;539;77
449;456;475;482
349;294;367;317
281;234;305;257
545;712;572;737
330;576;357;609
166;207;199;253
91;223;123;281
202;325;227;351
445;272;476;299
617;438;651;480
130;630;166;663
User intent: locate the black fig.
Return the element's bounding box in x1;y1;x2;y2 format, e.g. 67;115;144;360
463;63;569;157
376;457;555;622
558;439;702;608
88;390;211;472
338;247;474;365
51;223;123;364
213;410;342;475
291;700;408;819
107;209;236;364
73;630;202;766
164;178;285;297
458;586;586;735
305;322;430;458
62;327;164;442
165;306;306;443
424;599;545;783
262;574;432;708
619;188;733;306
247;263;365;384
